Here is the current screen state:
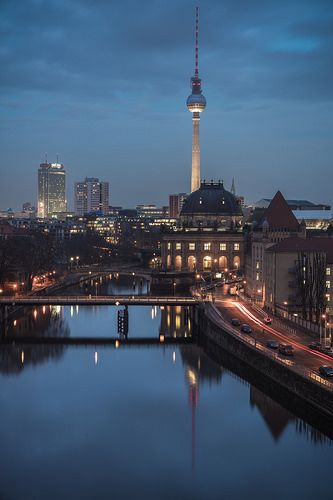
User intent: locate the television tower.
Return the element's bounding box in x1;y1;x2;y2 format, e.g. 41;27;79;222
187;6;206;193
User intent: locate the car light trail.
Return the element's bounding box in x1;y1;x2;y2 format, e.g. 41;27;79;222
233;301;333;363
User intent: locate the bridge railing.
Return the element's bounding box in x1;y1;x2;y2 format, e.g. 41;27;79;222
0;295;202;304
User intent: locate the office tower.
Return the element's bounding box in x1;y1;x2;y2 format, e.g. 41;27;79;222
186;7;206;193
38;161;66;218
169;193;187;218
74;177;109;216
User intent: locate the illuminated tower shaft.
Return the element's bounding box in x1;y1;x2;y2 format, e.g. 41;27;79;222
191;113;201;192
187;7;206;193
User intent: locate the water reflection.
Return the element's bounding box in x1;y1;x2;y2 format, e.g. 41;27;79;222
0;305;68;375
66;273;150;296
0;275;331;459
160;305;191;338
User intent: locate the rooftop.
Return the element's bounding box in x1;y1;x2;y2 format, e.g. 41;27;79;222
267;237;333;262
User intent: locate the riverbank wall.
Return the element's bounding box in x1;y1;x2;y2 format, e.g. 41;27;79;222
200;303;333;419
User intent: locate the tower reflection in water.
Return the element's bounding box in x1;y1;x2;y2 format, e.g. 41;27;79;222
0;302;330;446
161;306;331;449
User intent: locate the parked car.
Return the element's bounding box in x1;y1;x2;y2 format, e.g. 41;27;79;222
278;343;294;356
266;340;279;349
263;317;272;325
231;318;241;327
308;342;322;351
241;324;252;333
319;365;333;377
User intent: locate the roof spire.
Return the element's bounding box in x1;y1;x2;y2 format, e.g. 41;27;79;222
231;177;236;195
195;6;199;77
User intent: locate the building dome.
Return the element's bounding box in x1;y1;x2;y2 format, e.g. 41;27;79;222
181;181;242;217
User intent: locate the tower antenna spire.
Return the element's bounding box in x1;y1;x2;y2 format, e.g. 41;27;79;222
186;6;206;193
195;6;199;77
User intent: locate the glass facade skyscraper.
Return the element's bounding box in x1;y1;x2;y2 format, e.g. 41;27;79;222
38;162;67;218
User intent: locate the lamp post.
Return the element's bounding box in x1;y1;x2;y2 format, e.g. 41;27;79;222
76;256;79;269
173;281;176;297
70;256;74;270
95;282;98;298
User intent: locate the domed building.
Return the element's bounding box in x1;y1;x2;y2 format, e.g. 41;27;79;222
161;181;244;273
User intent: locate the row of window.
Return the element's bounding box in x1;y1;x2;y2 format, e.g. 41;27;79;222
167;242;240;251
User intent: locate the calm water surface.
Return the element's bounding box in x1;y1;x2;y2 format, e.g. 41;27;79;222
0;276;332;500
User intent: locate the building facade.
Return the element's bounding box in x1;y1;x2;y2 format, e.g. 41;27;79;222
169;193;187;218
245;191;305;302
74;177;109;216
38;162;67;218
161;181;244;273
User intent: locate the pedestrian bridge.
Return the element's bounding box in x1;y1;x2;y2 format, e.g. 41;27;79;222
0;295;203;306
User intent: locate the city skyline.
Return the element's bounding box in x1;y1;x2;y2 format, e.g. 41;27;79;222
1;0;333;210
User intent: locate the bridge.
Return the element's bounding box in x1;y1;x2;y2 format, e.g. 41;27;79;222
0;336;195;346
0;295;203;306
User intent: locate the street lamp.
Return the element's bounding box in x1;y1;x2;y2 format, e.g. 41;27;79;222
173;281;176;296
95;282;99;297
70;256;74;270
76;256;79;268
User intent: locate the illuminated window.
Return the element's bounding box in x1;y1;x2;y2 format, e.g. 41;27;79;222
327;268;331;276
176;243;181;250
219;243;226;251
189;243;195;251
326;280;331;289
256;261;260;269
234;243;240;251
167;242;171;250
204;242;211;251
256;273;260;281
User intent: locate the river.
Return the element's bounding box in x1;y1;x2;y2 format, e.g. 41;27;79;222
0;275;332;500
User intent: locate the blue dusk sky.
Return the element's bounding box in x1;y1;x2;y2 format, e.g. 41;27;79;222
1;0;333;210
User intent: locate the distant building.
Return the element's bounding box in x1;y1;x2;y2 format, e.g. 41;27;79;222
236;196;245;208
74;177;109;216
254;198;330;211
169;193;187;218
136;205;169;218
292;210;332;230
38;162;67;218
22;202;36;214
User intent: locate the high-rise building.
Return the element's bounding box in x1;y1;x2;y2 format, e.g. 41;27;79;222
38;162;66;218
74;177;109;216
186;7;206;193
169;193;187;218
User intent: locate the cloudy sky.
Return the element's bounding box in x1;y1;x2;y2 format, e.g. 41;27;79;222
1;0;333;210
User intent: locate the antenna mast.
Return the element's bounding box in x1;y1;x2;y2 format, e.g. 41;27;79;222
195;6;199;77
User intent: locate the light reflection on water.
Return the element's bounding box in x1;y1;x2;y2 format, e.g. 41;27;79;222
0;277;332;499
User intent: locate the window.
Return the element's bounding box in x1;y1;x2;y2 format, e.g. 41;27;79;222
256;261;260;269
256;272;260;281
189;243;195;251
176;242;181;250
234;243;240;251
219;243;226;251
326;267;331;276
167;242;171;250
204;242;211;251
326;280;331;289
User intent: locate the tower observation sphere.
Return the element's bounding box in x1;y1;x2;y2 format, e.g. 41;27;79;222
187;7;206;193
